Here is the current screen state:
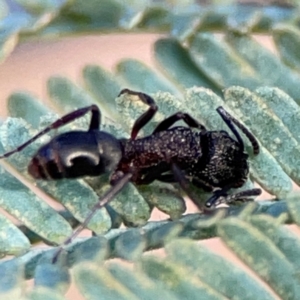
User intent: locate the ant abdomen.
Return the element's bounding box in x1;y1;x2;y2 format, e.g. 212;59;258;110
28;131;122;180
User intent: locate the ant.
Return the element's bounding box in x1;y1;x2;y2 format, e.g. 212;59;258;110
0;89;261;261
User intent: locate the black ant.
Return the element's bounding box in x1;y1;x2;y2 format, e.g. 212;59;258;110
0;89;261;261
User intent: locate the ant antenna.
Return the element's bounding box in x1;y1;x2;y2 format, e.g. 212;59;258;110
217;107;259;155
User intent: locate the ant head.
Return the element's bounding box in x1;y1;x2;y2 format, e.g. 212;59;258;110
28;131;123;180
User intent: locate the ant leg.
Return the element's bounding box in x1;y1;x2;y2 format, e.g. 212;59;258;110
119;89;158;140
216;107;259;155
155;173;175;183
153;112;206;134
52;172;132;263
205;188;262;210
171;162;208;211
138;172;176;185
0;105;101;159
191;177;215;192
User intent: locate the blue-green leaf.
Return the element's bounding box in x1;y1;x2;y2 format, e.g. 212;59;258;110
74;262;138;300
273;24;300;72
141;256;228;300
218;217;300;300
154;38;221;94
224;86;300;186
116;59;180;96
225;32;300;103
166;239;276;300
189;33;260;89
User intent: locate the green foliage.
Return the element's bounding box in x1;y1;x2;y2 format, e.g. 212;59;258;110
1;0;300;63
1;0;300;299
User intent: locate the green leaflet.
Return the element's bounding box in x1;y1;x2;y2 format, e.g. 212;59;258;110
8;92;50;129
116;59;180;96
273;24;300;72
286;192;300;226
144;221;184;250
225;32;300;103
74;262;138;300
255;87;300;144
68;236;108;264
34;262;70;294
226;5;262;32
47;76;96;113
89;175;150;227
37;179;112;234
0;213;30;256
48;75;128;138
249;214;300;269
166;239;276;300
38;0;127;35
154;38;221;93
112;228;146;261
25;287;66;300
218;218;300;300
136;5;171;30
110;181;151;226
224;86;300;186
141;256;227;300
0;171;72;245
82;65;122;121
107;262;177;300
0;116;74;245
255;201;291;221
189;33;260;89
138;183;186;220
0;260;24;299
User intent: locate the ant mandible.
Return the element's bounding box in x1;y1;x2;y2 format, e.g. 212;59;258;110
0;89;261;261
